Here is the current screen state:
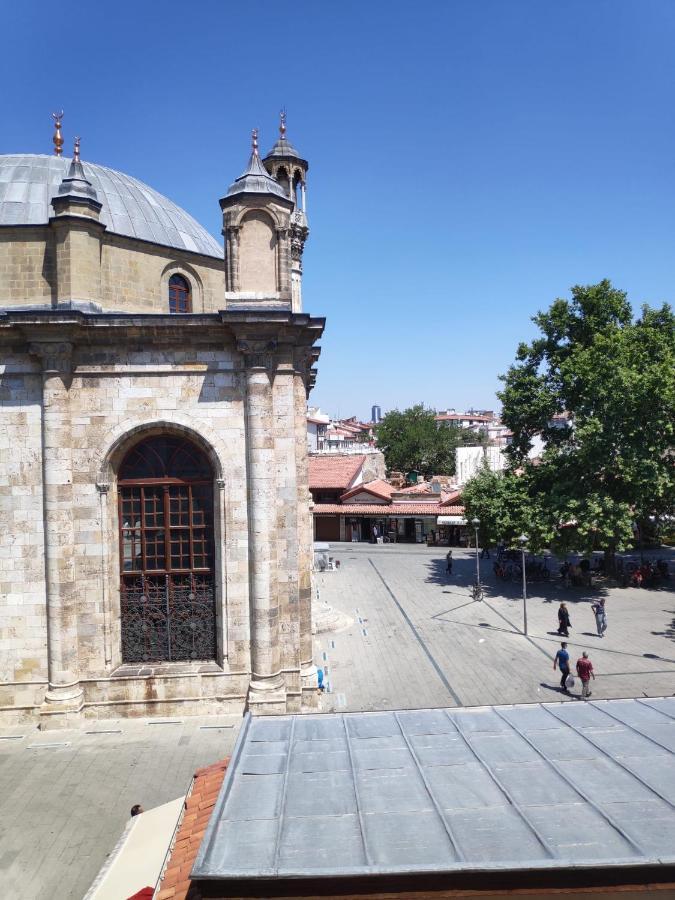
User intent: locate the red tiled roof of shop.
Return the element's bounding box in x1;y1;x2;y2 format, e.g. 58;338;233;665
340;479;395;501
155;759;229;900
313;503;465;516
439;490;461;506
309;455;366;489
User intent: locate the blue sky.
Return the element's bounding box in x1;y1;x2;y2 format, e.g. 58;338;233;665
3;1;675;419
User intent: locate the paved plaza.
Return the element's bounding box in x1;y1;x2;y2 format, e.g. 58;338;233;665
314;544;675;712
1;544;673;899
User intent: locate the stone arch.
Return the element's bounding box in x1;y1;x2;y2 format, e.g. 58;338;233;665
160;262;204;313
229;204;284;230
97;417;225;486
238;209;277;293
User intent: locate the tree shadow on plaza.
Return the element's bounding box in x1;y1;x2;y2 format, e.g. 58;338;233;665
425;555;610;605
650;606;675;644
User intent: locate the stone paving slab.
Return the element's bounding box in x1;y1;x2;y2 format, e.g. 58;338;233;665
0;715;240;900
315;545;675;713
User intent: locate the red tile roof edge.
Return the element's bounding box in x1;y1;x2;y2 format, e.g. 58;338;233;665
313;503;465;516
340;479;395;502
154;758;229;900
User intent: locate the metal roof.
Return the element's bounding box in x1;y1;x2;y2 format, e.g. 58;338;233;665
192;697;675;882
0;154;223;259
224;149;289;200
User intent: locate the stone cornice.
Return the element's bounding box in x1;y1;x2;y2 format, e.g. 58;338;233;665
1;311;324;377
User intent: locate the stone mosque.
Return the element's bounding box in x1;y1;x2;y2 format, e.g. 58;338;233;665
0;113;323;727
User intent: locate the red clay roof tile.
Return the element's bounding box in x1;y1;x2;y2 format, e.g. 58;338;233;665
308;454;366;489
153;758;229;900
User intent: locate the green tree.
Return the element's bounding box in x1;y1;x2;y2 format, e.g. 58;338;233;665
498;280;675;559
460;466;554;552
375;404;480;477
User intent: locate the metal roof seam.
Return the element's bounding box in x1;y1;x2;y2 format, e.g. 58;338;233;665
542;704;675;812
341;713;374;868
491;705;648;859
638;696;675;721
272;715;297;872
589;699;675;757
447;709;558;861
392;710;465;863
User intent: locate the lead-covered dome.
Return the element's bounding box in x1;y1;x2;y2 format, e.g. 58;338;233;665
0;154;222;258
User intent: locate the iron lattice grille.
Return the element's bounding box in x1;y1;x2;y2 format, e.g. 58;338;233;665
120;574;216;662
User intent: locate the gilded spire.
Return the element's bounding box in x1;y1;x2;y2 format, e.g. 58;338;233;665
73;136;81;164
279;109;287;139
52;110;64;156
251;128;259;156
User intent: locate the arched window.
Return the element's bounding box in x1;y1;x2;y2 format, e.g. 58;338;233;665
169;274;191;314
118;435;216;663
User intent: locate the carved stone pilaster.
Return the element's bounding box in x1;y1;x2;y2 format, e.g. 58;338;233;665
224;225;241;292
29;340;82;726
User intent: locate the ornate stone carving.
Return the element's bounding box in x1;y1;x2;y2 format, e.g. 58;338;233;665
237;339;278;371
290;221;309;263
29;341;73;375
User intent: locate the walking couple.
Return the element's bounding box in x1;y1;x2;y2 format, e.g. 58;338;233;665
554;643;596;698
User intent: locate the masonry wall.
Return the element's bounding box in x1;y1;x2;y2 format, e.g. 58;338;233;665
0;225;225;312
0;339;258;722
0;229;55;305
0;351;48;714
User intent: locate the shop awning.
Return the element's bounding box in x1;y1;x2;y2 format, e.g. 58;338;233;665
437;514;467;524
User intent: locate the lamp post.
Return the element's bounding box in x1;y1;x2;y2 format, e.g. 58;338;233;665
519;533;528;635
472;518;481;595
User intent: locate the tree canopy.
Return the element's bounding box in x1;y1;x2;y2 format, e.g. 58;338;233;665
467;280;675;555
375;404;482;477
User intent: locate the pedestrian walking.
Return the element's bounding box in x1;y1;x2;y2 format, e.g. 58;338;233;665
557;602;571;637
553;642;571;692
446;550;453;576
576;651;595;698
480;546;490;559
591;598;607;637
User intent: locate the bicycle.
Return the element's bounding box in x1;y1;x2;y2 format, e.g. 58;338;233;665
471;582;484;602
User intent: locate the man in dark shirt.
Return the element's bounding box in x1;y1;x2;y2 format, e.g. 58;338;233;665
576;651;595;698
553;642;570;692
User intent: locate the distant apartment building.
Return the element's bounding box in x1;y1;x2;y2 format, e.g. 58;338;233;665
307;410;375;452
434;409;494;432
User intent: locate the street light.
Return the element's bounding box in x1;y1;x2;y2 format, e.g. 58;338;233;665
472;518;481;599
519;533;528;635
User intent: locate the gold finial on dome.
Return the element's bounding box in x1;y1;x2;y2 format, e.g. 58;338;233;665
251;128;259;155
279;108;287;138
52;110;64;156
73;136;81;163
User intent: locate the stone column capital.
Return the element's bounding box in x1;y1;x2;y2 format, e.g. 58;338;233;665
29;341;73;376
237;338;278;372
